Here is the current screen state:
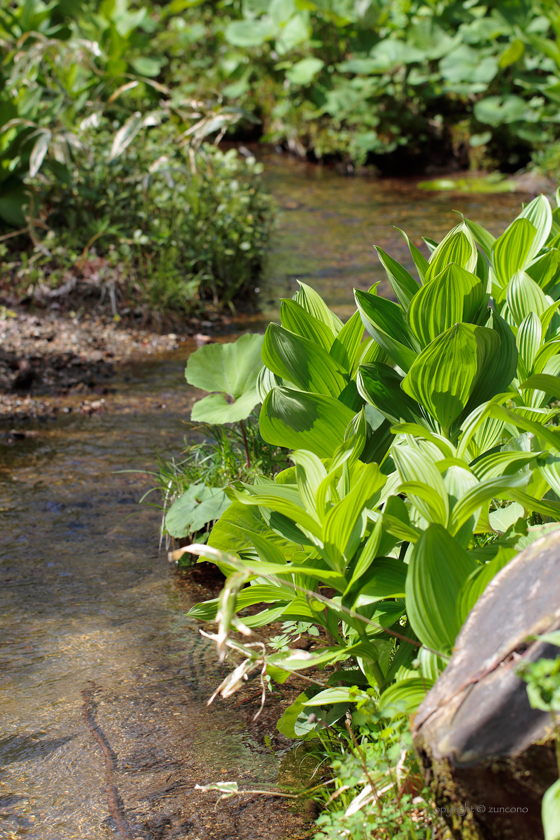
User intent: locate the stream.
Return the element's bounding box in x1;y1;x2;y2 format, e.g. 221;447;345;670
0;158;527;840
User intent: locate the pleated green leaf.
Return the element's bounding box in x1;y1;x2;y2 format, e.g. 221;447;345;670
348;557;407;608
231;483;322;539
280;299;335;352
424;222;478;282
407;263;487;348
402;324;481;432
329;310;365;372
379;678;435;718
449;472;529;534
538;454;560;498
262;323;348;397
355;289;418;372
519;374;560;403
464;217;496;259
294;281;343;334
396;227;429;283
357;362;422;423
406;524;476;654
471;450;541;480
526;248;560;292
462;313;516;418
292;450;328;520
490;404;560;454
398;481;448;525
375;246;420;310
323;463;386;570
506;270;549;326
517;193;553;262
260;386;356;457
517;312;543;375
492;218;536;287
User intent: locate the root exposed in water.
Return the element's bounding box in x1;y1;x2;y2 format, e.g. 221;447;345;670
81;681;136;840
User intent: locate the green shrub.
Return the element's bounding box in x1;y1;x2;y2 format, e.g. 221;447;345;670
185;190;560;711
4;124;274;313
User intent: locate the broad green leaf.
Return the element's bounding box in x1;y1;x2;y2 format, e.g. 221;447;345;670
286;57;324;85
357;363;421;423
280;299;334;352
402;324;489;433
517;194;553;262
186;333;264;423
396;227;429;282
538;454;560;498
406;524;476;654
471;450;540;480
467;310;517;411
292;450;328;519
490;404;560;454
519;374;560;405
330;310;365;372
488;503;525;533
191;391;262;424
323;463;386;570
231;483;322;539
542;778;560;840
464;218;495;259
407;263;487;348
294;282;343;334
526;249;560;292
449;473;528;535
277;689;321;738
345;518;382;589
208;501;297;561
166;484;231;537
379;678;434;718
225;19;272;47
355;289;418;372
375;246;419;310
391;423;455;459
492;218;536;288
506;271;549;327
303;687;369;705
517;312;542;375
399;481;448;525
260;387;355;457
424;222;478;281
262;324;348;397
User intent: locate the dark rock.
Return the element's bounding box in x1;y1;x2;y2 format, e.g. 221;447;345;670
12;359;35;391
412;528;560;840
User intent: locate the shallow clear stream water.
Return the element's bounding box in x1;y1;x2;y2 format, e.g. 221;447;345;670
0;158;527;840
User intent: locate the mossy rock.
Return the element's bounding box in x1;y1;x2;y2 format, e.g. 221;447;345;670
412;528;560;840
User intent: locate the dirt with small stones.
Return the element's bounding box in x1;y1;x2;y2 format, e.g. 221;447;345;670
0;307;222;423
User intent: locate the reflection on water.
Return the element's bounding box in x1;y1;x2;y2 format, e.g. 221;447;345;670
0;156;530;839
262;155;527;320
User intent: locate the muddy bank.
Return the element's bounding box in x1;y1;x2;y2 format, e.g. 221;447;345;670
0;307;223;422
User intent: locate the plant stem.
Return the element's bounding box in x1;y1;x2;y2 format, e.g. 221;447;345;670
345;713;384;818
239;420;251;468
551;710;560;777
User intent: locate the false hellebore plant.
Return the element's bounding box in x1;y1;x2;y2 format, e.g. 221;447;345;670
179;191;560;733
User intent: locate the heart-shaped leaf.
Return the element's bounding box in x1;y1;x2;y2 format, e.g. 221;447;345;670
166;484;231;537
186;333;264;423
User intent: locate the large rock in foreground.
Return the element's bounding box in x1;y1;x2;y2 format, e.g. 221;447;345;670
412;528;560;840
